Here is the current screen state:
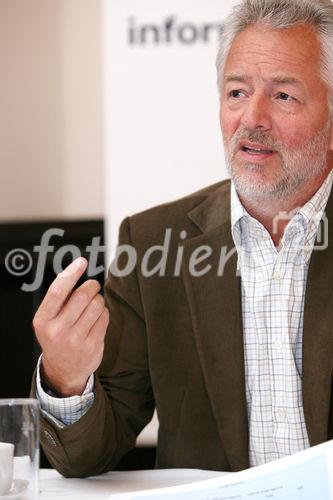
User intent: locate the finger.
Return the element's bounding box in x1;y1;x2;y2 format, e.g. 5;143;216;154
73;294;106;338
38;257;88;321
87;307;109;347
57;279;101;327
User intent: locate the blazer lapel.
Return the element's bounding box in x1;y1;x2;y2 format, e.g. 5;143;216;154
181;182;249;471
303;191;333;445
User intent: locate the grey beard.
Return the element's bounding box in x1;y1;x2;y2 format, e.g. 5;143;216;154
224;123;331;202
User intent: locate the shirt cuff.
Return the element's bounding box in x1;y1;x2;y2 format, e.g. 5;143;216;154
35;355;95;428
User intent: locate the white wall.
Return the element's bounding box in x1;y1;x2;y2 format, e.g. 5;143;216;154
0;0;103;222
103;0;237;259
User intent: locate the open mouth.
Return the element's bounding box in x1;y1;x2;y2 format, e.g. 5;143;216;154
241;145;274;155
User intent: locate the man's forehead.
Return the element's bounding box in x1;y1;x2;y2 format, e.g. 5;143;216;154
224;23;321;70
223;26;323;91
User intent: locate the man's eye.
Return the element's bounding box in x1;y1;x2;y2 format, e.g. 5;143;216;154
277;92;294;102
228;90;244;99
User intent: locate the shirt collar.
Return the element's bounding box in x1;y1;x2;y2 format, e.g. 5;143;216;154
296;169;333;259
230;181;246;230
298;169;333;226
230;170;333;255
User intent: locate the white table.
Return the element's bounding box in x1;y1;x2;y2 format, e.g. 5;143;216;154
39;468;224;499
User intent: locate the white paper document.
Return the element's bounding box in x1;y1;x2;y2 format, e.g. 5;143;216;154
109;440;333;499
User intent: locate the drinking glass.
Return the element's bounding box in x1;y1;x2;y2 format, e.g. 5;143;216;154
0;399;39;499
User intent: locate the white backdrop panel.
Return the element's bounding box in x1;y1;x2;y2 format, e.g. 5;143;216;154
102;0;238;445
103;0;239;257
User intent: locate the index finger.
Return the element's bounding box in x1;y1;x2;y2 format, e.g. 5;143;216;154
37;257;88;321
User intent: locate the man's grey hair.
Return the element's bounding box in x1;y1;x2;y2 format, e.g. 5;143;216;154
216;0;333;115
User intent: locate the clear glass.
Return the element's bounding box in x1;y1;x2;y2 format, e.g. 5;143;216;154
0;399;39;499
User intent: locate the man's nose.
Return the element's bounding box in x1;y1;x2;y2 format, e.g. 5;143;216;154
240;94;272;131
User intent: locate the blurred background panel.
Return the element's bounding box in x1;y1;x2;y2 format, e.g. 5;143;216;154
0;0;103;221
0;0;105;392
0;0;105;468
103;0;236;258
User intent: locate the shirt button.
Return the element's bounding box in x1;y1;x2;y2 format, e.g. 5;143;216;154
273;341;283;350
276;409;287;422
273;268;283;280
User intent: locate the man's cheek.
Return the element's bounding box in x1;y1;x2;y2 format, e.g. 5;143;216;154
277;125;310;150
220;110;238;133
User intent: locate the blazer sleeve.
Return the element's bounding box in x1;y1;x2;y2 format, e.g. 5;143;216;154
31;217;155;477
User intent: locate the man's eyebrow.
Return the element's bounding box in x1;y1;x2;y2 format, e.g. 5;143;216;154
270;76;302;86
224;74;248;84
224;73;303;87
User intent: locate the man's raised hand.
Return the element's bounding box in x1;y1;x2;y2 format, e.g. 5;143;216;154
33;257;109;397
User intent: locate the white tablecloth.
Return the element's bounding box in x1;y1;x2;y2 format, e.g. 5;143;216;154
39;468;224;499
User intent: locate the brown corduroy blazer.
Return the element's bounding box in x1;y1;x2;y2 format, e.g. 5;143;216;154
32;179;333;477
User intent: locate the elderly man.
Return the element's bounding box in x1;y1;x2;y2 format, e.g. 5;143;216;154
32;0;333;476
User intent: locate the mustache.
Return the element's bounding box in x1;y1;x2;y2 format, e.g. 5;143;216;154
229;128;282;156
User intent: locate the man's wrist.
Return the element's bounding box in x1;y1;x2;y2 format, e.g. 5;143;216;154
40;361;88;397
